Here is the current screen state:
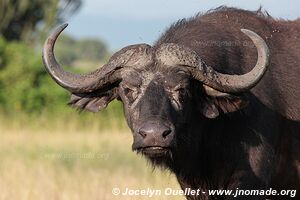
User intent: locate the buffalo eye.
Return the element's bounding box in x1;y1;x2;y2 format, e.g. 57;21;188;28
175;87;190;100
170;85;190;110
122;85;139;104
175;87;187;96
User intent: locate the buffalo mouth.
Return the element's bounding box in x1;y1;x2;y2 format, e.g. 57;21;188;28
136;146;171;157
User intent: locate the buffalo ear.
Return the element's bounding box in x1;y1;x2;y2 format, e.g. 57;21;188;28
200;96;248;118
213;96;248;114
201;100;220;119
68;88;118;113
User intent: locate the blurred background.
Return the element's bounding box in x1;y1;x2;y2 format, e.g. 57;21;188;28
0;0;298;199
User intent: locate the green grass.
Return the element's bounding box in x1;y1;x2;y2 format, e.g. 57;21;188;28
0;126;183;200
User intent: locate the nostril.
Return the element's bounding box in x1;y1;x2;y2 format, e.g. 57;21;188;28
162;129;172;138
139;130;147;138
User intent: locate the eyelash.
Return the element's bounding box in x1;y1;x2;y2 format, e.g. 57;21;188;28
173;87;191;103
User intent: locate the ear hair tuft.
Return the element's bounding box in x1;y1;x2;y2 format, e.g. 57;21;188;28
68;89;118;112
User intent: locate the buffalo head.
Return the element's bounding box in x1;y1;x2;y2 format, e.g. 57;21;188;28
42;24;269;162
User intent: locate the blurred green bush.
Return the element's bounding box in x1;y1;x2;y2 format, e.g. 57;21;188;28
0;36;67;115
0;36;126;130
0;0;126;130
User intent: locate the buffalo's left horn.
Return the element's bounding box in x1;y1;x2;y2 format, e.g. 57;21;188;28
42;23;152;93
192;29;269;93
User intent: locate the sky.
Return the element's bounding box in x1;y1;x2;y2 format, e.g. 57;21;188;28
64;0;300;51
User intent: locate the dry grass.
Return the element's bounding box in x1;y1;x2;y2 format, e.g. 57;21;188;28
0;127;183;200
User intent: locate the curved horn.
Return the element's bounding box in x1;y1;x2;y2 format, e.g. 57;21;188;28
42;23;152;93
156;29;269;93
193;29;269;93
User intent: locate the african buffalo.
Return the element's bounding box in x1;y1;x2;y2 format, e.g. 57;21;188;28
43;7;300;200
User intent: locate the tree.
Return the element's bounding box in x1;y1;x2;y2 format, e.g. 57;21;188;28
0;0;82;42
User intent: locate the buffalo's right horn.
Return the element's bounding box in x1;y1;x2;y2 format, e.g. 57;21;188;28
192;29;270;93
42;23;152;93
156;29;269;94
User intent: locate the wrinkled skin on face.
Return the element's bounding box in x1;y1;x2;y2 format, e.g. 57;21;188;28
118;65;194;158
